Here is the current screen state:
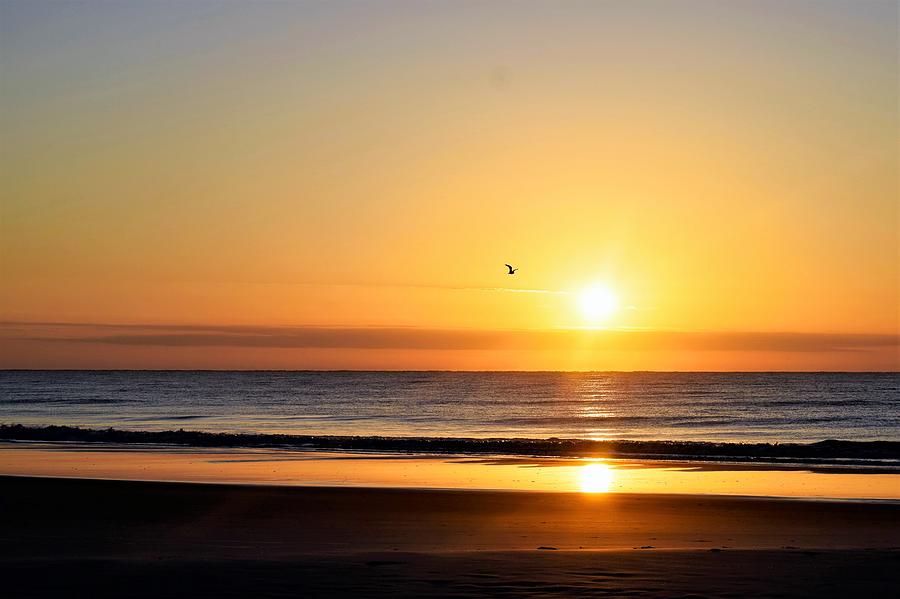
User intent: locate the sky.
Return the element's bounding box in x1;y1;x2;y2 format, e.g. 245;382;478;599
1;0;897;370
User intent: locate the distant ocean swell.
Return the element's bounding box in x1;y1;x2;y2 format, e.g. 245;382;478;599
1;371;898;444
3;425;899;469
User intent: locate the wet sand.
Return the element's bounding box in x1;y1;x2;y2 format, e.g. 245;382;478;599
2;475;898;597
3;441;900;498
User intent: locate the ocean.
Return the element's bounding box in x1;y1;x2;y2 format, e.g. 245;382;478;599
1;371;897;444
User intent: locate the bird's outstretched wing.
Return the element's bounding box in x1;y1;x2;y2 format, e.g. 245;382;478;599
504;264;513;270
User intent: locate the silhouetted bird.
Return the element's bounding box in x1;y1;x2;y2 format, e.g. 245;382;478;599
505;264;518;275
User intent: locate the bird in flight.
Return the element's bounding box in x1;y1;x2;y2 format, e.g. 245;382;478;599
505;264;518;275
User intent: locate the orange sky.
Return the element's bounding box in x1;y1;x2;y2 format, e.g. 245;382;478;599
1;1;897;370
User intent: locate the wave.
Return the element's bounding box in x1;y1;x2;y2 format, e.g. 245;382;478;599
2;424;899;467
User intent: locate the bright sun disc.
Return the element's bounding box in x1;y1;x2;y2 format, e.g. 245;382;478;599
578;284;619;322
579;463;613;493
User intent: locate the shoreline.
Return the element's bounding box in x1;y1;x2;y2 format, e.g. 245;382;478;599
3;440;899;500
3;423;899;466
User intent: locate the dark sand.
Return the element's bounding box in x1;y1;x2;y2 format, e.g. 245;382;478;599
2;476;898;597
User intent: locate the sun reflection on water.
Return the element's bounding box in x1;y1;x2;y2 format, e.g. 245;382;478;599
579;462;614;493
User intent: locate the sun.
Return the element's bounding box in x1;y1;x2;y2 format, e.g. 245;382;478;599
578;284;619;322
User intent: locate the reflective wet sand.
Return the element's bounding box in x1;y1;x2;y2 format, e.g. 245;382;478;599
2;442;897;500
3;475;899;598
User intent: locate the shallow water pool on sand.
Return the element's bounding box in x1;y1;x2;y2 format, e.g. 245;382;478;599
1;442;898;500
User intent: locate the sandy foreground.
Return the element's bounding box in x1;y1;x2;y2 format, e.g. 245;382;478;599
2;475;899;598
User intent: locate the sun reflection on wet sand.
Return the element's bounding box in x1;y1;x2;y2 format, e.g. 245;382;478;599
579;462;614;493
1;443;899;500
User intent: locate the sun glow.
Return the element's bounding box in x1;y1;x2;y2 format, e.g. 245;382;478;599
578;284;619;323
578;462;614;493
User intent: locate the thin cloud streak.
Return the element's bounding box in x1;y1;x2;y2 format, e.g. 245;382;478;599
4;322;898;353
237;281;569;294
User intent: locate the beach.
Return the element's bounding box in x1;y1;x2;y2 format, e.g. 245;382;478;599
2;431;899;596
3;475;899;597
2;374;898;596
